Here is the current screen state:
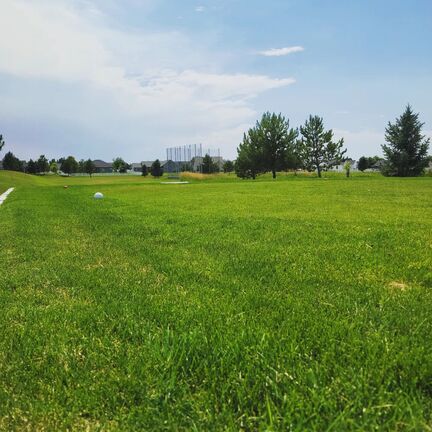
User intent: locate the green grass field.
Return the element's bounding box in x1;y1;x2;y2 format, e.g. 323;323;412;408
1;171;431;431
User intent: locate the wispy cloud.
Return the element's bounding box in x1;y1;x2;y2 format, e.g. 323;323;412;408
259;46;304;57
195;6;205;12
0;0;296;160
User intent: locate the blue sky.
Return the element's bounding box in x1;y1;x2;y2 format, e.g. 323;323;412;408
1;0;431;161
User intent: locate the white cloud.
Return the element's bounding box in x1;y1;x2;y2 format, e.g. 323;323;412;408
195;6;205;12
333;129;384;159
0;0;296;160
259;46;304;57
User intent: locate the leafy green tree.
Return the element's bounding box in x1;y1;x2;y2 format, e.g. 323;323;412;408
141;164;148;176
235;130;264;179
344;161;351;178
112;157;130;173
202;154;219;174
298;115;346;177
381;105;430;176
84;159;96;177
2;151;23;171
61;156;78;175
50;161;58;174
357;156;368;171
78;159;85;173
26;159;37;174
36;155;49;173
151;159;164;177
223;160;234;174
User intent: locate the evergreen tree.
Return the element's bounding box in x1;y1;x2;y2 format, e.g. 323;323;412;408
235;112;298;179
202;154;219;174
141;164;148;176
84;159;96;177
298;115;346;177
78;159;86;173
235;131;264;179
151;159;164;177
358;156;369;171
259;112;298;178
26;159;37;174
61;156;78;175
36;155;49;173
381;105;430;176
223;160;234;174
2;151;23;171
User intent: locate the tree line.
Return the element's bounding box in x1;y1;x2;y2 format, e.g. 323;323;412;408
236;113;346;179
235;105;430;179
1;106;429;178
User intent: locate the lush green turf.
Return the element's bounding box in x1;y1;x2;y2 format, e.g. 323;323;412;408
0;171;431;430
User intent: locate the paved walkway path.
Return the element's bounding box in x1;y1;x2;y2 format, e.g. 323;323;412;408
0;188;15;206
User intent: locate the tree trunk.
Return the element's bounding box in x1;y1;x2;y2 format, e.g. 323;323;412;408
317;165;321;178
272;170;276;179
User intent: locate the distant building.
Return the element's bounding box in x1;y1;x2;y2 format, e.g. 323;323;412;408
130;163;143;173
93;160;113;173
329;159;358;172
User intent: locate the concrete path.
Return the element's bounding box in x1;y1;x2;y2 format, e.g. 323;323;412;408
0;188;15;206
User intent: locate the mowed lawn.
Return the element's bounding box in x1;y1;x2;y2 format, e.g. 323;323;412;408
0;171;431;431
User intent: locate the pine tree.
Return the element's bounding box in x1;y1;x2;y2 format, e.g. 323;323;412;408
298;115;346;177
235;113;298;179
202;154;219;174
2;151;23;171
259;112;298;178
381;105;430;176
151;159;164;177
223;160;234;174
141;164;148;176
357;156;369;171
84;159;96;177
26;159;37;174
235;131;263;179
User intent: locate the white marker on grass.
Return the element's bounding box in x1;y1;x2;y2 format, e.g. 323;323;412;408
94;192;104;199
0;188;15;206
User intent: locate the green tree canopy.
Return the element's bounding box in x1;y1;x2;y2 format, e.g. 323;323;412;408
151;159;164;177
141;164;148;177
84;159;96;177
202;154;219;174
235;112;298;179
381;105;430;176
298;115;346;177
235;131;264;179
61;156;78;175
26;159;37;174
259;112;298;178
2;151;23;172
36;155;49;173
50;161;59;174
113;157;130;173
223;160;235;174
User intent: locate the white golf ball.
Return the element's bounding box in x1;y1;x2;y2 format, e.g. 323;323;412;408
94;192;104;199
